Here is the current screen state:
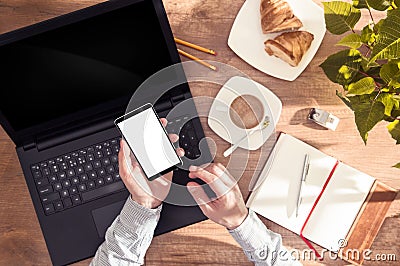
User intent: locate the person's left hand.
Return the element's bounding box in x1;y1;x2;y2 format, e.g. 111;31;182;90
118;118;184;209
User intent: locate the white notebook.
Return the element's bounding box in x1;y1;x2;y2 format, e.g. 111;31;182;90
246;133;375;252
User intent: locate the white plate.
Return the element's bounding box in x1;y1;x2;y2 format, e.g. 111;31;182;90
228;0;326;81
208;76;282;150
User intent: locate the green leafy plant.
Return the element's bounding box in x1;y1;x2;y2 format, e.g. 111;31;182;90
320;0;400;168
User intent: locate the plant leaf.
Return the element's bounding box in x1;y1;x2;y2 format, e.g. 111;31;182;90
361;24;374;44
337;33;363;48
370;9;400;62
377;93;399;116
380;62;399;83
320;49;363;86
373;18;384;33
387;119;400;143
323;1;362;35
336;90;353;108
350;95;385;143
347;77;376;95
393;162;400;168
392;107;400;118
366;0;391;10
353;0;369;8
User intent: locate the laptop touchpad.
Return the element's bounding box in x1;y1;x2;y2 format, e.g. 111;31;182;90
92;200;125;238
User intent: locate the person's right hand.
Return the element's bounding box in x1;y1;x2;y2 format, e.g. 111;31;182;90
186;163;248;230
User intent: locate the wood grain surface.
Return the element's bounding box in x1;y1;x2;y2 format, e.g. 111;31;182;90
0;0;399;265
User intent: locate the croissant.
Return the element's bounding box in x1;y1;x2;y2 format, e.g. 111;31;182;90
260;0;303;34
264;31;314;67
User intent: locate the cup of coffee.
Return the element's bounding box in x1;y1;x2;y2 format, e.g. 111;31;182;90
229;94;265;129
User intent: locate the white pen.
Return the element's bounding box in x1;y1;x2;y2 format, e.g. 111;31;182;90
295;154;310;217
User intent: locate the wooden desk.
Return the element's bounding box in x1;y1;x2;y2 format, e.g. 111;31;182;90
0;0;399;265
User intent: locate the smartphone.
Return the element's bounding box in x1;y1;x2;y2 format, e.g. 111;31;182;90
114;103;182;181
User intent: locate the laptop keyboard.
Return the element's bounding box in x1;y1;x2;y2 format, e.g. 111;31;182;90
167;116;201;159
31;118;201;216
31;137;124;215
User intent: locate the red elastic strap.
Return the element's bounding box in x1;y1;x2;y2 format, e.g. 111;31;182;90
299;160;339;260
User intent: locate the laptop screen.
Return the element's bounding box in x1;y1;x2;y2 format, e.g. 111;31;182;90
0;0;175;133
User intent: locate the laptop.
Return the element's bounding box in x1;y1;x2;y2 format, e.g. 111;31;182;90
0;0;213;265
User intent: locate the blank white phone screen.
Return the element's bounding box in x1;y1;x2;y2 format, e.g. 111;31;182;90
117;108;180;178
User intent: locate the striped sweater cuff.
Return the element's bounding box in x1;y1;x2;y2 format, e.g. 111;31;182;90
228;209;271;251
119;196;162;231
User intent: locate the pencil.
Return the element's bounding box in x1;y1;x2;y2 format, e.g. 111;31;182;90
174;37;216;55
177;48;217;71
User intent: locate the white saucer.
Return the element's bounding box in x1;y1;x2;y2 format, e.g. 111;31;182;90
208;76;282;150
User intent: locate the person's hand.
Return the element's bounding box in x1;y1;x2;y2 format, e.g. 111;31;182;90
118;118;184;209
187;163;248;230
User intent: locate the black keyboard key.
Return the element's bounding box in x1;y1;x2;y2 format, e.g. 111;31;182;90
89;171;97;179
63;198;72;208
80;174;89;182
78;184;87;192
42;168;51;176
114;173;121;180
58;172;66;179
36;178;48;187
77;156;86;165
54;201;63;211
106;165;114;173
82;181;125;202
69;186;78;195
96;178;104;186
32;171;42;179
31;165;40;171
40;162;48;168
64;154;71;160
98;168;106;176
49;175;57;182
71;177;79;185
44;203;55;214
60;162;68;170
95;144;102;150
105;175;113;183
111;155;118;163
54;183;62;191
77;166;84;174
62;179;71;188
56;157;63;163
111;139;118;145
105;148;112;156
95;150;103;159
85;163;93;171
67;169;75;177
93;160;101;168
79;150;87;155
61;189;69;197
48;159;56;165
72;152;79;157
41;192;60;203
50;165;59;173
103;158;111;165
87;181;96;189
87;147;95;153
72;195;81;205
39;185;53;195
67;159;77;168
112;145;119;153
